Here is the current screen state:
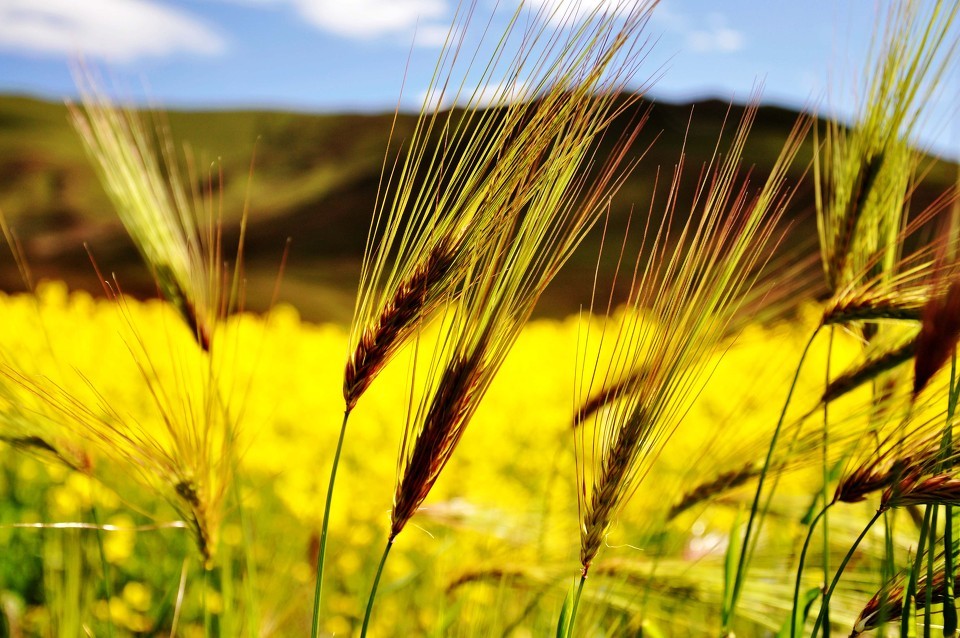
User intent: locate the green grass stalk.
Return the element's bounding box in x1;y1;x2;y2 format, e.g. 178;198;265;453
792;505;830;638
556;575;587;638
812;509;885;638
821;326;835;636
904;507;933;637
946;356;959;635
89;504;115;638
203;565;212;637
360;538;394;638
310;408;350;638
924;506;937;637
725;328;819;632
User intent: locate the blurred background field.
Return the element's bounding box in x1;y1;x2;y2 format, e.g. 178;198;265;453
0;282;870;636
0;94;955;322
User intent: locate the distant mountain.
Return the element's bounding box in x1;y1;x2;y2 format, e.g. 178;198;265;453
0;94;955;323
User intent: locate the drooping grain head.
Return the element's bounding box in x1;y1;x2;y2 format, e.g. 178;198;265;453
387;1;660;544
851;580;905;636
391;350;483;540
822;336;917;405
345;0;656;411
834;455;914;505
667;463;758;520
853;565;960;636
344;240;458;409
574;102;810;574
815;1;958;342
914;277;960;396
884;471;960;509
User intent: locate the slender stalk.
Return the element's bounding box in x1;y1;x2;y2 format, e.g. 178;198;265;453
880;508;895;634
310;409;351;638
904;507;933;637
568;575;587;638
924;506;937;637
947;504;957;637
203;566;212;638
792;506;830;638
822;326;834;637
945;355;959;636
89;504;115;638
812;509;884;638
360;538;394;638
726;328;819;632
557;574;587;638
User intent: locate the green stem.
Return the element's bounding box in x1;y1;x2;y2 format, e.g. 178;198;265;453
557;574;588;638
947;504;958;637
822;326;834;637
203;566;212;638
360;538;394;638
726;329;818;632
904;506;932;637
944;354;959;636
811;509;884;638
310;409;351;638
89;504;115;638
792;506;830;638
924;506;937;637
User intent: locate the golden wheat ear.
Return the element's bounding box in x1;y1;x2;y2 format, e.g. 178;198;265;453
344;1;656;412
68;73;236;351
358;3;660;629
815;1;959;341
575;102;809;574
853;555;960;636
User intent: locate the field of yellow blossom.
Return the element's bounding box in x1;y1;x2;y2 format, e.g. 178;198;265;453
0;281;884;636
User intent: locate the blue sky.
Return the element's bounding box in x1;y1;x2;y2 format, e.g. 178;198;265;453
0;0;957;159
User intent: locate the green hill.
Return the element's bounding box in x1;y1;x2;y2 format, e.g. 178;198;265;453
0;94;955;323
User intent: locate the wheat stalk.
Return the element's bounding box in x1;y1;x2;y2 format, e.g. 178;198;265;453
69;75;244;351
574;102;809;578
355;4;659;634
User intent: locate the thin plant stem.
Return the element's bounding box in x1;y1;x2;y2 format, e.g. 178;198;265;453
903;506;933;637
811;509;884;638
880;508;895;635
792;505;830;638
945;355;959;635
726;328;819;632
88;503;115;638
310;409;351;638
360;538;394;638
557;574;587;638
822;326;834;637
203;566;212;638
924;505;937;637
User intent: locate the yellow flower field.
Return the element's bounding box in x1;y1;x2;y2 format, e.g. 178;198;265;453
0;281;897;636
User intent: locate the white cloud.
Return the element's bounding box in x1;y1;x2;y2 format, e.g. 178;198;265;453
412;23;456;48
290;0;447;39
524;0;644;24
686;14;743;53
0;0;225;63
419;79;529;109
651;7;744;54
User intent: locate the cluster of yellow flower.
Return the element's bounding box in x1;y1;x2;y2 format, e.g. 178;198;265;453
0;281;882;634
